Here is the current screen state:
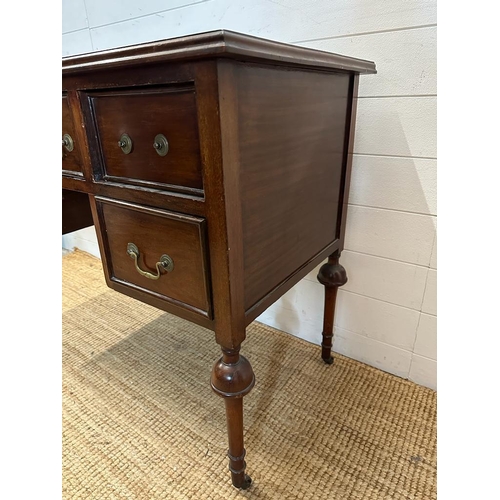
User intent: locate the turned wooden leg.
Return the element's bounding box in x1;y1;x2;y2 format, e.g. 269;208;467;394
317;250;348;364
211;346;255;489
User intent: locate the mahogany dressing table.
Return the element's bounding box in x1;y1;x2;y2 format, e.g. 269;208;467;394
62;30;376;489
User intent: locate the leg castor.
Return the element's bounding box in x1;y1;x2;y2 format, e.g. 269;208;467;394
239;474;252;490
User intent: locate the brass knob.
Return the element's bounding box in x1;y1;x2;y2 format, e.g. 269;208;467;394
118;133;133;154
62;133;74;152
153;134;169;156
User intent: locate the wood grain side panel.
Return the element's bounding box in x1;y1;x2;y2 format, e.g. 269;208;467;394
236;64;351;310
245;239;341;325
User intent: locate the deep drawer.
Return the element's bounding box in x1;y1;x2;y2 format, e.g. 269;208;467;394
88;86;203;194
94;197;211;318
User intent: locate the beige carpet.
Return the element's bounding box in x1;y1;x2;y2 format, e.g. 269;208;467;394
62;250;437;499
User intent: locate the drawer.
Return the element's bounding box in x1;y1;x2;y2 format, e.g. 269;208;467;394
88;86;203;194
95;197;211;318
62;95;83;175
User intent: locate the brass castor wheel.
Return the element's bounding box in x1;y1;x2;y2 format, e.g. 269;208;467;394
323;356;334;365
239;475;252;490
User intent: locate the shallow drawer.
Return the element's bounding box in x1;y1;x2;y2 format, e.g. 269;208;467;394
62;95;83;175
95;197;211;318
88;86;203;194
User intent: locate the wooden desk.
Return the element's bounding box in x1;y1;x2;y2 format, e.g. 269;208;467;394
62;30;376;489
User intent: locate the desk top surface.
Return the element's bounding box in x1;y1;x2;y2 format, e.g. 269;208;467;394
62;29;376;75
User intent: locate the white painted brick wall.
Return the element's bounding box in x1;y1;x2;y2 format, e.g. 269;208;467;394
62;0;437;389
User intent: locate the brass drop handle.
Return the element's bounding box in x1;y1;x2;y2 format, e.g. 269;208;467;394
62;133;74;152
118;133;133;154
153;134;169;156
127;242;174;280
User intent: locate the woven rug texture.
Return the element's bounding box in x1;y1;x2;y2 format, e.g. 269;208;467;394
62;250;437;499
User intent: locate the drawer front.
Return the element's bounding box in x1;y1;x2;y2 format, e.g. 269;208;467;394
95;197;211;317
62;95;83;175
89;87;203;193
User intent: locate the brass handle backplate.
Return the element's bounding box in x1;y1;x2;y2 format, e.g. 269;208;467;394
62;133;74;152
118;134;133;154
127;242;174;280
153;134;169;156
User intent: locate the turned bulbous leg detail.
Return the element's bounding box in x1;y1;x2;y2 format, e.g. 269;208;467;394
211;346;255;489
317;251;347;364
